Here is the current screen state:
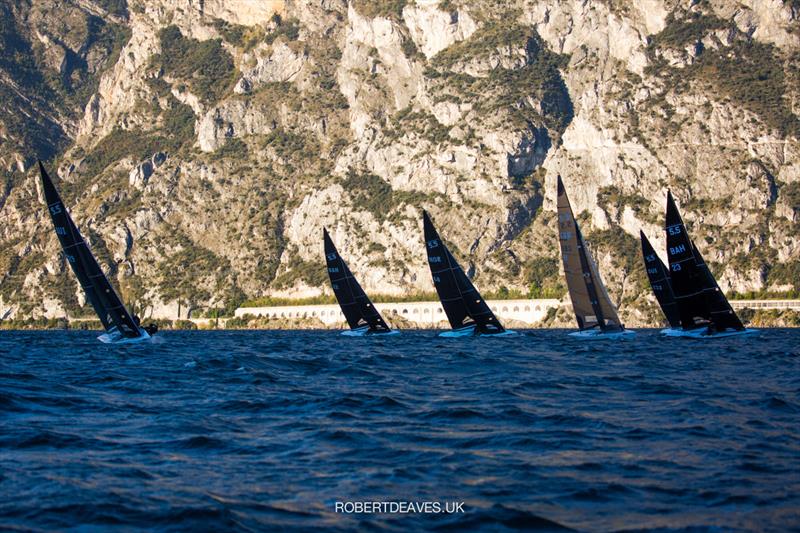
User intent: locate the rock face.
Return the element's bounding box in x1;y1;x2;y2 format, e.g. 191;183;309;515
0;0;798;324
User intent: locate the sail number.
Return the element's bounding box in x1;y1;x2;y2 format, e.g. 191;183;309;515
66;254;76;264
429;256;442;263
426;239;439;249
55;227;67;235
647;267;658;275
49;204;62;215
667;225;682;235
645;254;655;262
326;253;337;260
671;263;682;272
328;267;339;273
669;244;686;255
560;231;571;240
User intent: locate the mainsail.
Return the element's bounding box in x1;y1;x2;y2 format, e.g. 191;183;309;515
556;175;623;332
323;228;391;333
665;191;744;332
39;162;143;340
422;210;505;333
640;231;681;328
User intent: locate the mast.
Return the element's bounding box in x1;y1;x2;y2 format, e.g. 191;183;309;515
323;228;391;332
423;211;504;333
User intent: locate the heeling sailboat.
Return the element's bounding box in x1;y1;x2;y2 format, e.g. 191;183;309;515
556;175;634;339
640;231;681;333
664;192;756;338
323;228;397;336
422;210;513;337
38;162;157;344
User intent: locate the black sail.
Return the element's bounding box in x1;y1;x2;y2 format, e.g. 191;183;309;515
664;191;744;332
422;211;505;333
691;242;744;331
556;175;623;332
640;231;681;328
39;162;142;339
323;228;391;332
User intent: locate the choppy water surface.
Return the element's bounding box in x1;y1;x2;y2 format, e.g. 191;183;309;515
1;329;799;531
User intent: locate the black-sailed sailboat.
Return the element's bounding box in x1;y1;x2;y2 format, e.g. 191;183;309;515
664;192;754;337
556;175;634;338
323;228;396;336
640;231;681;332
38;161;157;343
422;210;511;337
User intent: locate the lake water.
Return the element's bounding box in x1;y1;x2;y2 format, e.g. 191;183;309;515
1;329;798;531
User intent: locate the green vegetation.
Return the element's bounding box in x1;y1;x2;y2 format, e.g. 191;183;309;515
155;25;236;105
74;129;165;187
156;232;230;309
0;5;131;161
780;182;800;212
645;11;800;137
597;185;657;224
96;0;128;18
273;259;328;288
522;256;566;298
737;308;800;327
242;294;337;307
162;99;196;142
351;0;406;19
341;170;440;223
264;15;300;45
427;24;572;139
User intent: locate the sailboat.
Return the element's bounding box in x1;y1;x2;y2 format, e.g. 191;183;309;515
556;175;634;338
640;231;681;334
38;161;157;344
323;228;397;336
663;191;756;338
422;210;513;337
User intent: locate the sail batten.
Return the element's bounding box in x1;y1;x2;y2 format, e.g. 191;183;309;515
323;228;391;333
423;211;505;334
664;191;744;332
39;162;143;339
556;175;623;332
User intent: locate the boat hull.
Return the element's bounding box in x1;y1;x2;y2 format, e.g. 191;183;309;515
662;327;759;339
341;327;400;337
439;326;517;337
98;329;152;344
568;328;636;339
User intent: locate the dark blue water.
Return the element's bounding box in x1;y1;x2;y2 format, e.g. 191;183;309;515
1;330;799;532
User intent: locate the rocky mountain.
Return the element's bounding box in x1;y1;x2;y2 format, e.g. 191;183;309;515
0;0;798;325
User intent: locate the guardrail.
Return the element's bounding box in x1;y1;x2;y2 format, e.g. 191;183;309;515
729;300;800;310
235;299;562;326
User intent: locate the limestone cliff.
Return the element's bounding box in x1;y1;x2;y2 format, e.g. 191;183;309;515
0;0;798;325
